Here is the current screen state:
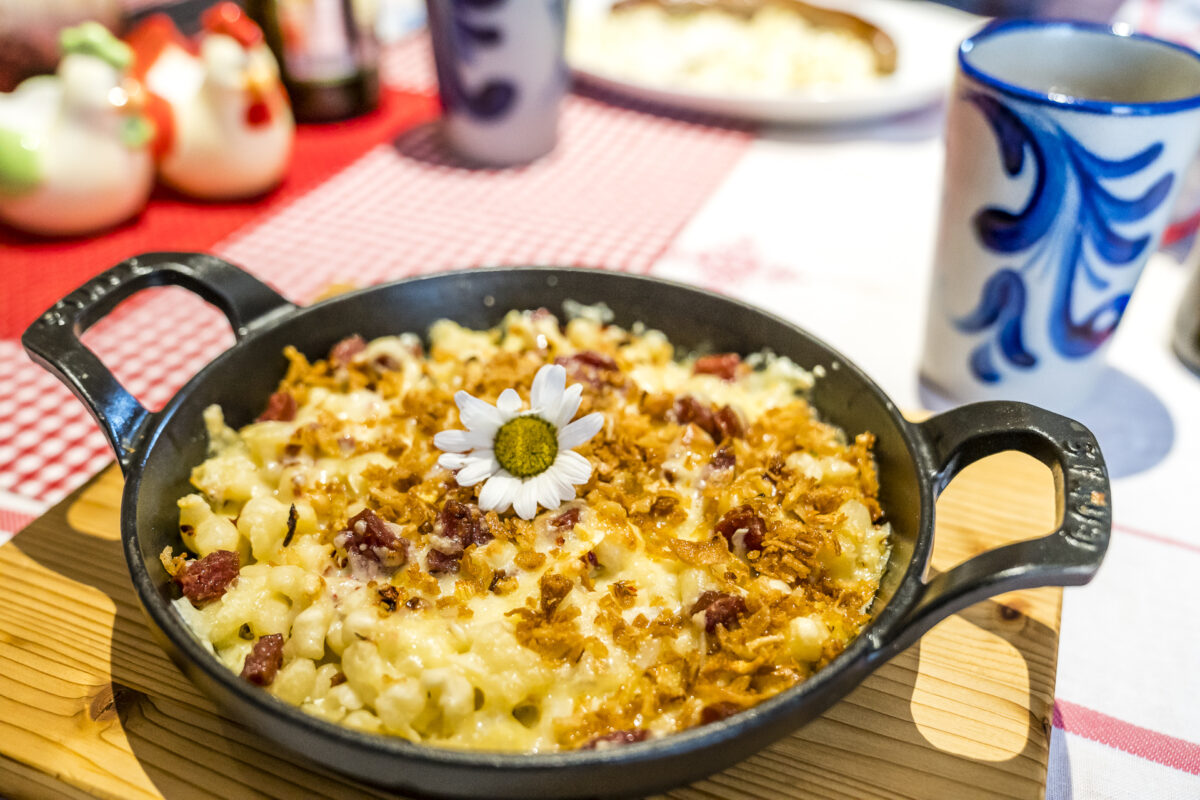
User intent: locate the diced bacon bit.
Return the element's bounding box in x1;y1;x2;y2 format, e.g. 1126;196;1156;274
426;500;492;573
551;507;581;530
240;633;284;686
673;397;743;443
334;508;408;578
713;406;744;441
715;505;765;553
405;596;427;610
673;395;716;438
581;550;599;568
558;351;617;371
175;550;240;606
700;702;743;725
438;500;492;550
689;591;748;633
329;335;366;366
694;353;741;381
257;391;296;422
709;447;736;472
426;549;461;575
582;729;649;749
330;672;347;687
555;351;620;388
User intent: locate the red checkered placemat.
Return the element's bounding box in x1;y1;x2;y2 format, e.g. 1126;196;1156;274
221;94;749;290
0;35;753;538
0;88;440;340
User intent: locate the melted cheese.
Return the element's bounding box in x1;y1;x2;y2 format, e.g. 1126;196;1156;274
171;308;890;751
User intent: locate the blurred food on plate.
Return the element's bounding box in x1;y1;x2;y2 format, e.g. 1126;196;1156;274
567;0;896;95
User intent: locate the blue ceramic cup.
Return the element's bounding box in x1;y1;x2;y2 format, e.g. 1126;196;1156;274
921;20;1200;410
425;0;568;166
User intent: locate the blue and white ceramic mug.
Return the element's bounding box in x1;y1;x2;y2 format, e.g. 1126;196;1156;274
921;20;1200;410
425;0;567;165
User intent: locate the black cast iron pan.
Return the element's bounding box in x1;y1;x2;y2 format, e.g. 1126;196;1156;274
23;252;1111;799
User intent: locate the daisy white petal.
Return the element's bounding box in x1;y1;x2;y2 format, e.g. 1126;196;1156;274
433;429;479;453
457;453;499;486
530;364;566;412
552;383;583;428
496;388;522;417
532;473;562;512
554;450;593;484
513;480;540;520
547;471;577;505
455;391;503;434
558;412;604;450
479;472;520;512
466;430;496;451
437;452;470;471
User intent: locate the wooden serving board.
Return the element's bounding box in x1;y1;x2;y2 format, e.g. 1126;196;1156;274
0;452;1062;800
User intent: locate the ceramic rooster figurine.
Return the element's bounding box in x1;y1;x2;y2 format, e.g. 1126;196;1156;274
0;23;154;236
126;3;293;200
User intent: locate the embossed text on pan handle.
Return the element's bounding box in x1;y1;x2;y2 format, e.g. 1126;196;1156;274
877;401;1111;656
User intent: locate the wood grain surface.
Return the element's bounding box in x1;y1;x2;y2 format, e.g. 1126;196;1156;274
0;451;1061;800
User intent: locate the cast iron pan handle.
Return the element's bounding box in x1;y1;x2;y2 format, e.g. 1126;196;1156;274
21;252;295;474
881;401;1111;656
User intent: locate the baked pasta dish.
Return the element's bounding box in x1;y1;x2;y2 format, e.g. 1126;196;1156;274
164;306;890;752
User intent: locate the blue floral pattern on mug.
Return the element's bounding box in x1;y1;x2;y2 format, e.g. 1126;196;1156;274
953;91;1173;383
428;0;517;120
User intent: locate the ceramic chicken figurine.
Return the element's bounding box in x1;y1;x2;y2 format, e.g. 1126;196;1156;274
126;3;294;200
0;23;155;236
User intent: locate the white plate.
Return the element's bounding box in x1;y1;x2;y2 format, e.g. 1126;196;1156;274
567;0;985;124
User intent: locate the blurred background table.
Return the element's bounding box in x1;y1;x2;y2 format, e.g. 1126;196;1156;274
1;1;1198;798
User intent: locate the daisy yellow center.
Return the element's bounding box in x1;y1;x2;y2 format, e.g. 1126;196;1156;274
494;415;558;478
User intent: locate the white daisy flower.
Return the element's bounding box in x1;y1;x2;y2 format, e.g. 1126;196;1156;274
433;363;605;520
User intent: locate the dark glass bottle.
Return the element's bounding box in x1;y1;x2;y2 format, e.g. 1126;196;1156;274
245;0;380;123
